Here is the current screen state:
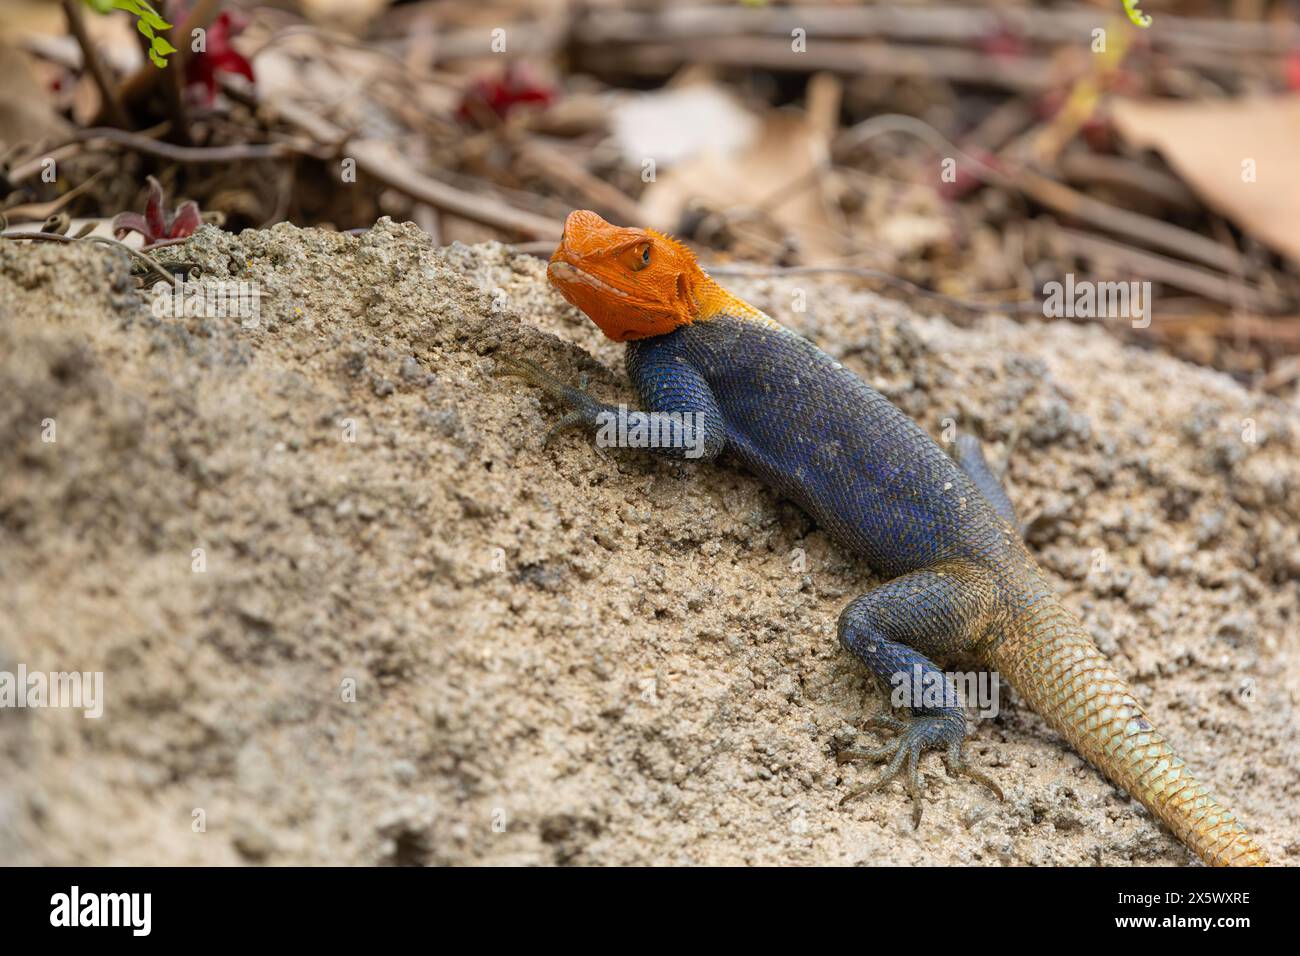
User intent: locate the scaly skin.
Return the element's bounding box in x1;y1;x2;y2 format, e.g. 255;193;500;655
501;209;1268;866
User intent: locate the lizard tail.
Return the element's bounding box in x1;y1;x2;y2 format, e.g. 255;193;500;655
991;591;1269;867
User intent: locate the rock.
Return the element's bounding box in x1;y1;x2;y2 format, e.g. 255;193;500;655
0;219;1293;866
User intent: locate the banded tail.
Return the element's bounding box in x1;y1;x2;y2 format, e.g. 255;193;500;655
991;588;1268;866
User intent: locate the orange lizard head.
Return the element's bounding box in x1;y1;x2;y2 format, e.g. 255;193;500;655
548;209;720;342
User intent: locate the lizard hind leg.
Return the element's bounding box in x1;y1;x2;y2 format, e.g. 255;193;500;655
835;563;1003;827
952;434;1019;533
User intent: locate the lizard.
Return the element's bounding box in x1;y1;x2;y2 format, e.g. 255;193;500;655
497;208;1269;867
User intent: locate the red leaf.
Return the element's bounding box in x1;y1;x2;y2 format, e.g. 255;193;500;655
938;148;1000;201
111;212;151;241
980;24;1025;60
211;50;255;84
144;176;167;239
456;64;555;126
168;201;202;239
185;11;255;106
1286;48;1300;91
114;180;205;244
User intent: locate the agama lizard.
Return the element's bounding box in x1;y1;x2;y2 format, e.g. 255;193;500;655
499;209;1269;867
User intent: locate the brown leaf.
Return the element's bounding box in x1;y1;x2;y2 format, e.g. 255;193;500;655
1110;96;1300;267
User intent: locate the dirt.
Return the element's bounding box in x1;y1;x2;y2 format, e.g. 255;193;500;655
0;219;1295;866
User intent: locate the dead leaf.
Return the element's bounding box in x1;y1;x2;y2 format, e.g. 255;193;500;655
1111;96;1300;266
637;97;844;261
0;42;72;147
609;85;759;168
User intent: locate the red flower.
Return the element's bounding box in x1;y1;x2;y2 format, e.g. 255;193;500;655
112;176;202;246
186;11;255;106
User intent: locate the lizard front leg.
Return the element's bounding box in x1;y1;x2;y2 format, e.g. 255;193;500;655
497;354;726;461
495;356;612;447
837;562;1004;826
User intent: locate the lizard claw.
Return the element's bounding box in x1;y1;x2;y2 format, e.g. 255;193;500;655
838;712;1000;828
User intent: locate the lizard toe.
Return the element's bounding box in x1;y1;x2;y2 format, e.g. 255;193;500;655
862;710;909;734
839;712;990;825
542;410;588;448
836;742;898;765
839;737;909;806
942;743;1003;801
495;356;606;440
494;355;565;395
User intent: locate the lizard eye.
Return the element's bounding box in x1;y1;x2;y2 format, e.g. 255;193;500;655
623;243;651;272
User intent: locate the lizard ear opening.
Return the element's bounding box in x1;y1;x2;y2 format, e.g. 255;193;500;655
675;271;694;321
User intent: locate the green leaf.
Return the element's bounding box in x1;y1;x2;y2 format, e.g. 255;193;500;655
108;0;171;31
84;0;174;67
1123;0;1153;28
131;0;172;32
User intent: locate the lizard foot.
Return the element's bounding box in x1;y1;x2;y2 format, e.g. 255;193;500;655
837;712;1001;827
494;355;603;447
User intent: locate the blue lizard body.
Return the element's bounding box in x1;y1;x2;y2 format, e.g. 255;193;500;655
626;313;1010;578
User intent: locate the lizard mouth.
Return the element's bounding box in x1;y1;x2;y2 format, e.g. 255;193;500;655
547;260;630;299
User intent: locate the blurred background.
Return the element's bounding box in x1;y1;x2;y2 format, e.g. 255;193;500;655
2;0;1300;391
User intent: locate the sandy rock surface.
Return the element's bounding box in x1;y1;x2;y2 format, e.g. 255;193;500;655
0;219;1295;865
